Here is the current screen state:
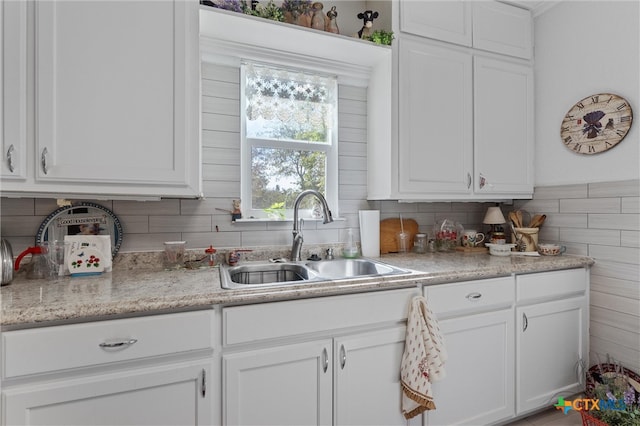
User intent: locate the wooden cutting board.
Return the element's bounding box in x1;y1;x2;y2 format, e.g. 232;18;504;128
380;218;419;254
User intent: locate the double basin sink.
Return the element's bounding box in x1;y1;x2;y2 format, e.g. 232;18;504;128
220;258;411;290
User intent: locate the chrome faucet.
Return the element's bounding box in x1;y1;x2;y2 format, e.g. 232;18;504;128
291;190;334;261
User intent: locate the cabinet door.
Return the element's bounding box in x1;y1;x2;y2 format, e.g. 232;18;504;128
223;339;333;426
1;0;28;180
516;296;588;414
33;0;200;196
426;309;515;426
474;56;533;197
399;0;471;47
335;326;419;426
398;39;473;197
2;362;211;426
472;2;532;59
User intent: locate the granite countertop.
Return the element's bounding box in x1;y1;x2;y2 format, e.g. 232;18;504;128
1;251;594;329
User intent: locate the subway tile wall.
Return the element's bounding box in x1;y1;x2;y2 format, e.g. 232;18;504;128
514;179;640;373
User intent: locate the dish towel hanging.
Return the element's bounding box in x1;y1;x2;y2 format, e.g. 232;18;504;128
400;295;447;419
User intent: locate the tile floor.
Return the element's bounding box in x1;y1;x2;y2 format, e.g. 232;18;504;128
506;407;583;425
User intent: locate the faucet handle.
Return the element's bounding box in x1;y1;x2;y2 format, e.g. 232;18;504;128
325;248;334;260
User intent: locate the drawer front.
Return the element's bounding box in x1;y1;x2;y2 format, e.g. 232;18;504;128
425;276;514;317
223;287;419;346
516;268;587;303
2;310;213;379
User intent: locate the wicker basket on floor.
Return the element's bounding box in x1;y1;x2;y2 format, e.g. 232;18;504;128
580;410;608;426
580;411;608;426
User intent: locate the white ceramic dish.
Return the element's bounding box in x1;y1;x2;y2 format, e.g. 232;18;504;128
538;243;566;256
485;243;516;256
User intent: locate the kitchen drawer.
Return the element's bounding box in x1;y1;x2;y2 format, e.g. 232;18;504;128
516;268;587;303
223;287;419;346
424;276;514;317
2;310;213;379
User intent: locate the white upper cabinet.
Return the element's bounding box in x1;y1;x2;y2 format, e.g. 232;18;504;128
1;1;28;181
398;0;532;60
397;40;474;196
1;0;201;199
400;0;472;47
472;1;533;59
474;56;534;196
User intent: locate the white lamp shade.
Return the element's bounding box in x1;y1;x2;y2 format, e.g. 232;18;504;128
483;206;506;224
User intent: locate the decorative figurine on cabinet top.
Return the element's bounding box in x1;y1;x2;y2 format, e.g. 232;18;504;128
355;10;378;39
326;6;339;34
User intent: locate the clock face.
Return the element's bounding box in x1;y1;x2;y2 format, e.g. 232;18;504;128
560;93;633;155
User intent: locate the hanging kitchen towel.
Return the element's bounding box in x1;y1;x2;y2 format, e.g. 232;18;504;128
400;295;447;419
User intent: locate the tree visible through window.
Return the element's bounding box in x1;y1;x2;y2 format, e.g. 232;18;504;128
241;62;338;218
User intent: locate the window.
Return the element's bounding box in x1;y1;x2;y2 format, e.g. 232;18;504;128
241;62;338;219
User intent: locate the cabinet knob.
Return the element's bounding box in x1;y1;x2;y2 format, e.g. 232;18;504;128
6;144;15;173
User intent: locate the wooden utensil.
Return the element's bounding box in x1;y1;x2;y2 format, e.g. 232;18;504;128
529;214;546;228
509;211;522;228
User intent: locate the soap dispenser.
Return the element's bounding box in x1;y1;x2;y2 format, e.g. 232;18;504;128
342;228;359;258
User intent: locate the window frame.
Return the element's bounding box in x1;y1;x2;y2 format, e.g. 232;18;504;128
240;62;339;220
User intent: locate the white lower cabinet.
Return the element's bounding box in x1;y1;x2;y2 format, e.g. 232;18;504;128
3;362;211;426
222;288;419;426
424;277;515;425
515;269;589;415
427;309;514;426
1;310;215;426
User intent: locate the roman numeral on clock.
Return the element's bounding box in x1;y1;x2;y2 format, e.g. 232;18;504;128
591;96;599;103
621;116;631;122
617;103;627;111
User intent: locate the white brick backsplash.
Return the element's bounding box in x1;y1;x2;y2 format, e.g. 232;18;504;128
513;198;560;213
339;85;366;101
202;79;239;99
202;112;240;133
202;62;239;83
591;259;640;281
339;141;366;157
560;198;621;213
0;198;34;216
1;216;46;237
591;306;640;334
559;228;620;246
589;244;640;264
591;274;640;299
338;127;367;143
148;215;212;234
202;180;241;199
118;215;149;234
113;199;180;216
543;213;587;228
202;96;239;115
589;213;640;230
621;230;640;248
120;233;182;252
182;231;240;249
591;290;640;317
622;197;640;214
589;180;640;198
338;98;366;115
531;184;588;199
590;321;640;351
203;147;241;166
203;164;239;181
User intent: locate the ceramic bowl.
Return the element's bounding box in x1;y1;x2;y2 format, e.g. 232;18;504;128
485;243;516;256
538;243;565;256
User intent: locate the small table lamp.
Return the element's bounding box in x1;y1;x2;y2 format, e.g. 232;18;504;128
483;206;506;237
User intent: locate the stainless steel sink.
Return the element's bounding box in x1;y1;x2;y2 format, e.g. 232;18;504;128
220;258;410;290
304;258;406;280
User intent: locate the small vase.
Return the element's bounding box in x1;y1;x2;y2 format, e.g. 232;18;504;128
311;2;325;31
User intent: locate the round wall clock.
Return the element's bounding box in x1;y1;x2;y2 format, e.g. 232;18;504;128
560;93;633;155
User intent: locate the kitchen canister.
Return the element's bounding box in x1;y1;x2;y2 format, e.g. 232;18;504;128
512;227;539;252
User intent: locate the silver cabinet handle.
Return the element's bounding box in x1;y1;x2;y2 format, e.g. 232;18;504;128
340;344;346;370
41;147;49;174
99;338;138;348
466;292;482;300
201;368;207;397
322;347;328;373
6;144;15;173
523;313;528;332
467;172;472;189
